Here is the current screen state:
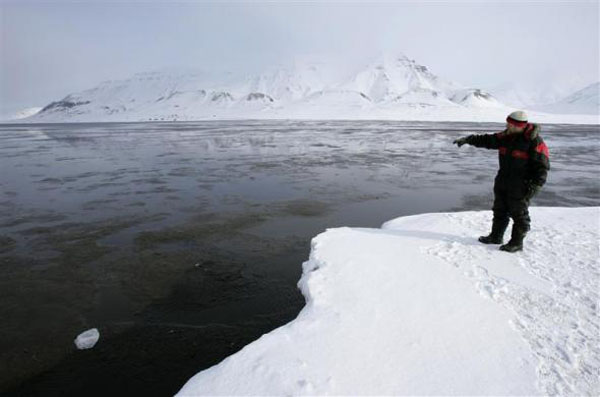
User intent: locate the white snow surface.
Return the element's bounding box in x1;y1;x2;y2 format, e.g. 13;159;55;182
74;328;100;350
177;207;600;396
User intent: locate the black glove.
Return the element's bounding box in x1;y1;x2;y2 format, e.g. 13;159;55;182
525;184;541;200
453;136;469;147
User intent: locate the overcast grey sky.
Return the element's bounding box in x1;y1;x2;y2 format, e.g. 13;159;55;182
1;0;598;113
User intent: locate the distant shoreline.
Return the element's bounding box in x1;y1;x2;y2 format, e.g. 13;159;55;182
2;117;599;126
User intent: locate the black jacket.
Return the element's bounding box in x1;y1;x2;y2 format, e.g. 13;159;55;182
466;123;550;196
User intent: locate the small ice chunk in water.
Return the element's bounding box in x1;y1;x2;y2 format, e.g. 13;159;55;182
74;328;100;350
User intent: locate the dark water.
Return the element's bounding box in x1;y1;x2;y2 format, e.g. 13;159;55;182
1;120;598;396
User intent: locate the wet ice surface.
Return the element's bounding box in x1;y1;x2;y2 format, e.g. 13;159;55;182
0;120;598;395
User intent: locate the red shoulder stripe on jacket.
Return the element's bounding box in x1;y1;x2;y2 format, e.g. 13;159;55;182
535;142;550;158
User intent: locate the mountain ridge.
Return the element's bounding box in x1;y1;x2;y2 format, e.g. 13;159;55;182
24;52;508;123
13;53;599;124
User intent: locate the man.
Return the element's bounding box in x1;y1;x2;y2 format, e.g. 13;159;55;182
453;110;550;252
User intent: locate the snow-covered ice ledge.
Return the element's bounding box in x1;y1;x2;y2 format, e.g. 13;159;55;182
177;207;599;396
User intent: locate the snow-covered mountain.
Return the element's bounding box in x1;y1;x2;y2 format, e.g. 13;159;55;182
231;58;341;102
487;76;598;112
22;53;514;123
338;53;461;104
489;82;573;108
17;53;597;124
532;82;599;115
33;71;241;122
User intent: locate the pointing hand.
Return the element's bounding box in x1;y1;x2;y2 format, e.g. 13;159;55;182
453;137;468;147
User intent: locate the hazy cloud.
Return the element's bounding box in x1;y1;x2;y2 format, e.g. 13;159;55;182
1;1;598;113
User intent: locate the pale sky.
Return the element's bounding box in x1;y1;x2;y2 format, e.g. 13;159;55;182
1;0;598;114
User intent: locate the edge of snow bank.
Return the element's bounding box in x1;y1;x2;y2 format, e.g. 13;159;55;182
177;207;599;396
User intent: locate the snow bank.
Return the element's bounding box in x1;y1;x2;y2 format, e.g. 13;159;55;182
177;207;599;396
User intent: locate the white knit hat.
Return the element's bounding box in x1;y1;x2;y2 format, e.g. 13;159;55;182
507;110;528;123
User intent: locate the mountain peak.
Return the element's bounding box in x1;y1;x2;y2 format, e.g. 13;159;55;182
25;51;512;122
369;51;415;67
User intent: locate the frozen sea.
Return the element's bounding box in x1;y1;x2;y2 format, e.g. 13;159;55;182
0;120;598;395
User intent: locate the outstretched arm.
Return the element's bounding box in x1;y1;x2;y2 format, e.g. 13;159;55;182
454;131;505;149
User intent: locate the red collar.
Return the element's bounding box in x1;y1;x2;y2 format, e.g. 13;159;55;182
524;123;535;140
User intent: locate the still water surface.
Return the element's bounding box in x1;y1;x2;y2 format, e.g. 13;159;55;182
1;120;598;395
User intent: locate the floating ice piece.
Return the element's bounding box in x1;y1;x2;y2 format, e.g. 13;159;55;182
74;328;100;350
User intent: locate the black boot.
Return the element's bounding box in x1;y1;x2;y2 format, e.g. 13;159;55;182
478;217;509;244
499;227;526;253
479;234;503;244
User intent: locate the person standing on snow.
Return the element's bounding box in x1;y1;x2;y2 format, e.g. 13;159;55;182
453;111;550;252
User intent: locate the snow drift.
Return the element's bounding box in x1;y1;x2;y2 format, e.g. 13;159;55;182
177;207;599;396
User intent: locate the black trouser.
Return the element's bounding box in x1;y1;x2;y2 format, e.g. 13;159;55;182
492;184;531;236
